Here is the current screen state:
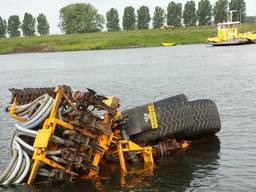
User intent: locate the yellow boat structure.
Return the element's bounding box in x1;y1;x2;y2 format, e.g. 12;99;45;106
162;42;175;46
207;11;256;46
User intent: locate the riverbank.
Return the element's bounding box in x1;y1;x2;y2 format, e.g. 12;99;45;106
0;23;255;54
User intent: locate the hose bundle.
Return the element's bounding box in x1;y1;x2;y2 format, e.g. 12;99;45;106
0;94;55;185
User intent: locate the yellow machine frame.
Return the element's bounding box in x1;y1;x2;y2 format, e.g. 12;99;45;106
9;86;154;184
9;99;28;122
28;86;75;184
117;140;154;174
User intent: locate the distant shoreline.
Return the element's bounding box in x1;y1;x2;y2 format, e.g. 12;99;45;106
0;23;255;55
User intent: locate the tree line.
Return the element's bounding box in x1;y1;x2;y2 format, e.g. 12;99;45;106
0;0;247;37
60;0;246;34
0;13;49;38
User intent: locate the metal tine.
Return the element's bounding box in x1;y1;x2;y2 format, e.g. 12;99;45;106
87;88;97;95
96;95;108;101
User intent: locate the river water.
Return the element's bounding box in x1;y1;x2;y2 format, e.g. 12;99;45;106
0;44;256;191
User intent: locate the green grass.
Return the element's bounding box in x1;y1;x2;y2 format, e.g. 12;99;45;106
0;23;255;54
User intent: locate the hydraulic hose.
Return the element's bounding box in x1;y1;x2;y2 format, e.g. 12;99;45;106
15;136;63;156
14;151;30;184
0;149;18;183
8;95;54;131
58;106;63;120
46;150;62;155
17;102;38;117
2;142;23;184
27;102;41;118
15;123;67;146
3;157;18;183
14;94;49;115
12;156;26;183
37;170;54;178
6;100;34;114
25;100;53;129
15;123;37;136
28;95;50;120
15;136;34;152
49;155;66;164
1;94;63;185
13;103;32;114
15;99;40;117
62;130;76;136
23;97;53;129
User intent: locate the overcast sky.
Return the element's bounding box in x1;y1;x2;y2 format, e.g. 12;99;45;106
0;0;255;34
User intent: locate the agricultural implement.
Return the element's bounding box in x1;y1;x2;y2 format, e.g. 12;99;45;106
0;85;221;185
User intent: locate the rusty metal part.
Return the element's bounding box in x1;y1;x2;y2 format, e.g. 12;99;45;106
71;88;117;115
153;138;191;156
9;87;55;105
9;85;71;105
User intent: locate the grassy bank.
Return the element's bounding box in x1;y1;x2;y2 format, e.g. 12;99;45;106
0;23;255;54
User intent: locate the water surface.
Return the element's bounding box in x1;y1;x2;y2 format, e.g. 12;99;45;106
1;44;256;191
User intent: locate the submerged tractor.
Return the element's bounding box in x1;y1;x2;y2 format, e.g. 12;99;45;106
0;85;221;185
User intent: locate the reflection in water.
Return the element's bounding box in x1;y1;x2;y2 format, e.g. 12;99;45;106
0;136;220;192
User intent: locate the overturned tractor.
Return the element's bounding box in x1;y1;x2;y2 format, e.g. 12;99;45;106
0;85;221;185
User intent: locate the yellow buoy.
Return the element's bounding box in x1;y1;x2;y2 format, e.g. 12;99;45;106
162;42;175;46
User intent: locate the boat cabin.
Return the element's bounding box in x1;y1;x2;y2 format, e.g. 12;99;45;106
217;21;240;41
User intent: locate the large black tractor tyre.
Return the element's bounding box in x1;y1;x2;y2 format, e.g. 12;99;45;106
129;94;193;144
174;99;221;140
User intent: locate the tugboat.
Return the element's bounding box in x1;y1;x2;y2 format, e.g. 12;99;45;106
207;10;256;46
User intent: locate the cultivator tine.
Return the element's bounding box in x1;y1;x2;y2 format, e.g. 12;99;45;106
8;86;71;105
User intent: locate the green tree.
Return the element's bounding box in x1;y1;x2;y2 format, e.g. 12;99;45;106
213;0;228;24
137;6;151;29
229;0;246;22
37;13;50;35
197;0;212;25
183;0;197;26
153;7;165;29
21;13;36;36
59;3;104;34
0;17;7;38
7;15;21;37
106;8;120;32
167;1;183;27
122;6;136;30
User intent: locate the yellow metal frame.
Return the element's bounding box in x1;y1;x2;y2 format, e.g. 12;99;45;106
83;132;119;179
81;96;122;179
9;98;27;122
27;88;122;183
117;140;154;175
10;86;155;184
27;86;77;184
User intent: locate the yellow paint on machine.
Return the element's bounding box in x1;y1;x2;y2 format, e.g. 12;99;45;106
148;103;158;129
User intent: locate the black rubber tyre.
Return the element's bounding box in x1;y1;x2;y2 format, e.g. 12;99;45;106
175;99;221;140
130;96;193;144
124;94;190;136
131;99;221;144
